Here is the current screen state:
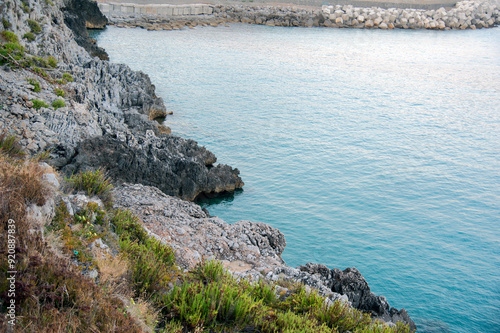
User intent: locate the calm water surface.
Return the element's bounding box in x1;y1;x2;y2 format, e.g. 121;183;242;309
93;25;500;333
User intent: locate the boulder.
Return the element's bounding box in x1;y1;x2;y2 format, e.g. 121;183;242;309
298;263;417;331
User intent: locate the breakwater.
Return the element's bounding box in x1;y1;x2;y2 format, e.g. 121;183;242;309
100;0;500;30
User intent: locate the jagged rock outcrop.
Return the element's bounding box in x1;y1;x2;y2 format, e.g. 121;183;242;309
297;263;417;331
113;183;284;270
62;0;109;59
63;133;244;201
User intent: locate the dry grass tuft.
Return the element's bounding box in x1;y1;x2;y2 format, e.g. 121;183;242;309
95;254;129;285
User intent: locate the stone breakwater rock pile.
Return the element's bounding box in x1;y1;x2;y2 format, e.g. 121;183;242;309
0;0;243;199
106;0;499;30
321;0;500;29
112;183;416;330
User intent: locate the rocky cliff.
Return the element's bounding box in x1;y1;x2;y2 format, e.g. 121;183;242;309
62;0;109;59
0;0;243;201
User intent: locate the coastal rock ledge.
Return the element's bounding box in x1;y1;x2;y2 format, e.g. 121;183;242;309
113;183;417;331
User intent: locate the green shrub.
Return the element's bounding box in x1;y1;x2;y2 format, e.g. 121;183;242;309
260;310;332;333
56;78;66;85
48;55;57;68
0;42;25;63
52;99;65;110
190;259;229;284
20;56;34;68
120;236;177;295
2;18;12;29
34;56;49;68
111;209;148;243
2;41;24;53
55;88;65;97
1;30;18;43
27;19;41;34
31;99;49;110
67;169;113;206
112;208;177;296
28;79;41;92
163;278;260;330
23;32;35;42
62;73;74;82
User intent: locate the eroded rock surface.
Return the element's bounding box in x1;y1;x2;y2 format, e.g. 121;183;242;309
113;183;415;329
63;133;243;201
298;263;417;331
113;183;284;270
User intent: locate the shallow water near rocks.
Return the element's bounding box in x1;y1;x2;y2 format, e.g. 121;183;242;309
92;24;500;332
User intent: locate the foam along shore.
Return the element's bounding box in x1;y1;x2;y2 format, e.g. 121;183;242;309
100;0;500;30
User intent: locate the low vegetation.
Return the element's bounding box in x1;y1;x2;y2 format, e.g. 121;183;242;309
31;98;49;110
67;169;113;207
28;78;41;92
51;98;65;109
27;19;41;34
55;87;64;97
62;72;74;82
1;30;18;43
0;135;413;332
23;32;35;42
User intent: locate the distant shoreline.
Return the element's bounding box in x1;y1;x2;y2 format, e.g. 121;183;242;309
96;0;458;10
98;0;500;30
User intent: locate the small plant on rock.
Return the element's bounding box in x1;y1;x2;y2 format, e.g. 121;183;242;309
23;32;35;42
67;169;114;207
55;88;65;97
62;73;74;82
32;66;48;79
31;99;49;110
48;55;57;68
1;30;18;43
28;78;41;92
2;18;12;29
27;19;41;34
51;98;65;109
0;131;25;157
21;0;30;13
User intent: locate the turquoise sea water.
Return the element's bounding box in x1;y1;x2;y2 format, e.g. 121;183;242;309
92;25;500;332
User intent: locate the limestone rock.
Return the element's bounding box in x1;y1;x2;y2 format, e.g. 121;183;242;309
298;263;417;331
62;134;243;201
112;183;284;271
